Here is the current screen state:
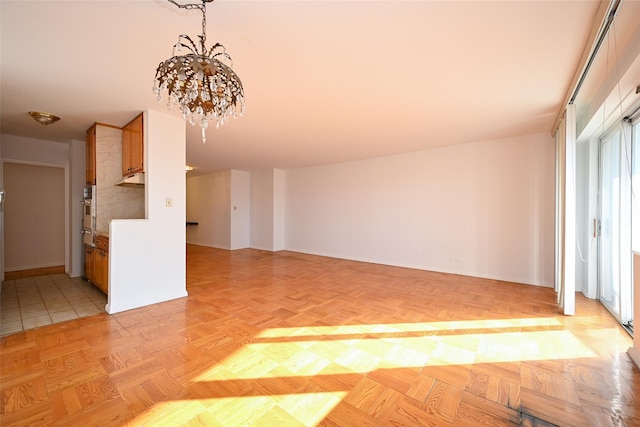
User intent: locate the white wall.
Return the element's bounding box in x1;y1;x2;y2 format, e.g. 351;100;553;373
285;133;556;286
186;171;231;249
69;139;85;277
185;169;251;250
230;170;250;250
107;110;187;314
250;169;286;251
250;169;275;251
1;134;69;165
273;169;285;251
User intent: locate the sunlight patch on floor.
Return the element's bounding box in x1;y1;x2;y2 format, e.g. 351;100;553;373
132;392;347;426
255;317;563;339
139;318;599;426
195;320;596;383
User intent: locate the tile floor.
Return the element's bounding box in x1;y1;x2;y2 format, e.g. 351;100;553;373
0;274;106;337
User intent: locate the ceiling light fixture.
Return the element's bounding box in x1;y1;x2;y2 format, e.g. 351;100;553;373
28;111;60;126
153;0;245;143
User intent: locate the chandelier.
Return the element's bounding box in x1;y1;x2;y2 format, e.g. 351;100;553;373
153;0;245;143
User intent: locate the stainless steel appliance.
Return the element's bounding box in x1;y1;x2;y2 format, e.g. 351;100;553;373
82;185;96;246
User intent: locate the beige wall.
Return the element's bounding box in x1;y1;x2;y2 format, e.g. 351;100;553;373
3;162;65;271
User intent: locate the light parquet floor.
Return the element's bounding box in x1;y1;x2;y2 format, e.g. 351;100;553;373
1;245;639;426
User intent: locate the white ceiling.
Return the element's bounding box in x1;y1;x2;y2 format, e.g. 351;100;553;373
1;0;604;175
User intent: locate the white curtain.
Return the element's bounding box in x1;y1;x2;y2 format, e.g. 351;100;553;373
555;105;576;315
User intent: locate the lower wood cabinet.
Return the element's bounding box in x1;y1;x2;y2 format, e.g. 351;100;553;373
84;245;95;284
84;235;109;295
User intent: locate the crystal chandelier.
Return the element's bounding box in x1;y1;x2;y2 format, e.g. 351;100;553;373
153;0;245;143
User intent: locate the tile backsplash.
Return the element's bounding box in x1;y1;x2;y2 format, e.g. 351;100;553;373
95;125;145;234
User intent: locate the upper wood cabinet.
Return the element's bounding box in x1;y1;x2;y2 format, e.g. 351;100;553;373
122;113;144;177
86;124;96;185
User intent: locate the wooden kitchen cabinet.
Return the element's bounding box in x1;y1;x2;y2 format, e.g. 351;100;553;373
84;236;108;295
86;124;96;185
122;113;143;176
84;245;95;284
93;235;109;295
94;250;108;295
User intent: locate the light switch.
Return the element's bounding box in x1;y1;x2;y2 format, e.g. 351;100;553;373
166;198;172;208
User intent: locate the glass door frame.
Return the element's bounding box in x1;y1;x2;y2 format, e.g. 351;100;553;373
597;119;634;326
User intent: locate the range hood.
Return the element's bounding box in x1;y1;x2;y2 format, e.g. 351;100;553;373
116;172;145;187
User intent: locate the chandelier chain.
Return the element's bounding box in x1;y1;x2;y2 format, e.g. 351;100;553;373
167;0;209;54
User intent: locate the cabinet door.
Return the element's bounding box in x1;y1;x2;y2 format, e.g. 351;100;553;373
122;113;143;176
86;125;96;185
122;123;131;176
94;250;103;289
129;114;144;173
100;251;109;295
94;250;108;295
84;246;95;282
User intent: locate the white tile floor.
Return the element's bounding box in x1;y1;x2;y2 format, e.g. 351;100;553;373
0;274;107;336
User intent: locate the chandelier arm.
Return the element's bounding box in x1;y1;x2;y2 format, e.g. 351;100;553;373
211;51;234;67
177;34;199;55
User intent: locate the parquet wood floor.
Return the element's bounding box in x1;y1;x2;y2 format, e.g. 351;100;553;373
1;245;639;426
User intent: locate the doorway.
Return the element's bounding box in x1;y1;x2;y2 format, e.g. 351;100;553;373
3;162;65;273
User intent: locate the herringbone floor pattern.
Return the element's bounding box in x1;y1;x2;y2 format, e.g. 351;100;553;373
1;245;639;426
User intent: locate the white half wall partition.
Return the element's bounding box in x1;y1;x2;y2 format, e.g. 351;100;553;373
106;110;187;314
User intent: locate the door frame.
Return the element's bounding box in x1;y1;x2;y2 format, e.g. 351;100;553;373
1;159;70;277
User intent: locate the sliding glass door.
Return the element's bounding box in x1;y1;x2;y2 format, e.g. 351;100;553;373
598;122;633;329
